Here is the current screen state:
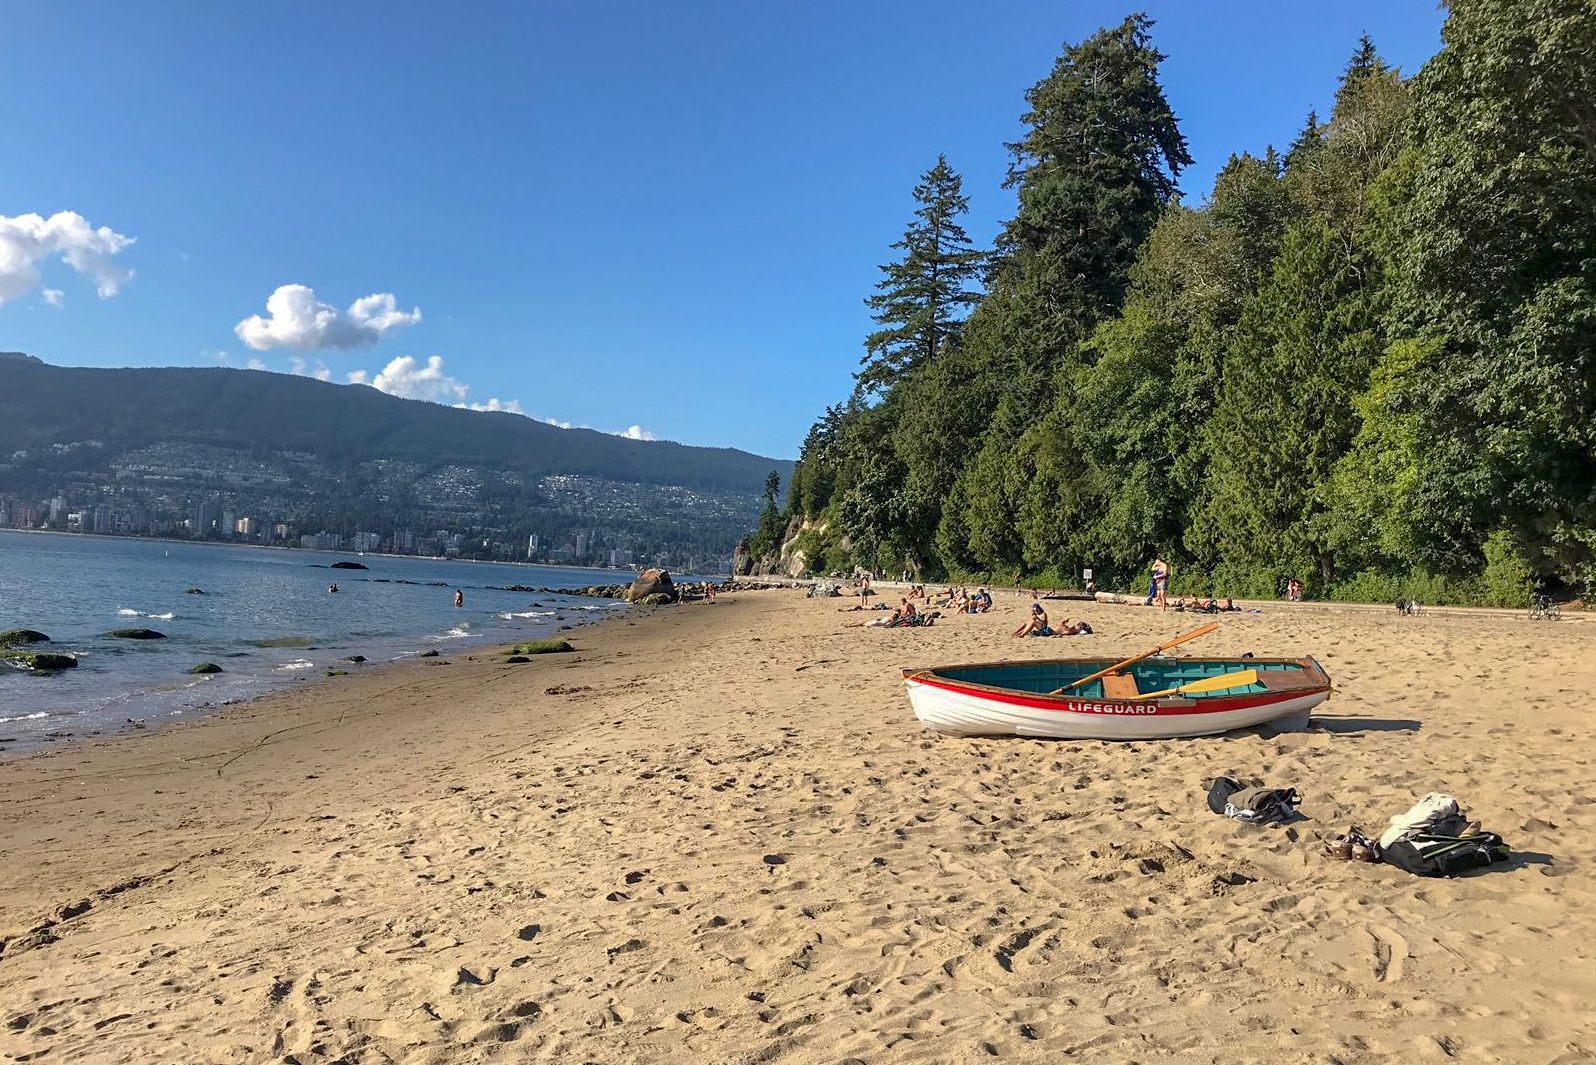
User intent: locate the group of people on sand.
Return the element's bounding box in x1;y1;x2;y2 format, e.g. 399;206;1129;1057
933;587;992;614
846;596;937;629
1013;601;1093;638
1171;595;1241;614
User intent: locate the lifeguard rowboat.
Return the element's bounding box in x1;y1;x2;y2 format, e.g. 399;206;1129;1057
903;656;1331;739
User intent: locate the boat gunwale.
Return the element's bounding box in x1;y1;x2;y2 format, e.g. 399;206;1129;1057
903;655;1330;714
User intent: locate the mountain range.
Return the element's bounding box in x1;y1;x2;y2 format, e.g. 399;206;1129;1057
0;353;791;562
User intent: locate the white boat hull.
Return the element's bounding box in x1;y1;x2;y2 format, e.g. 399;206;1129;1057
905;678;1328;740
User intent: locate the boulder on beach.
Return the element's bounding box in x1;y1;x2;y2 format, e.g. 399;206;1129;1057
106;628;167;640
0;629;52;648
187;663;223;674
418;649;440;657
330;561;369;570
636;592;674;606
2;650;77;671
343;655;367;663
626;568;676;604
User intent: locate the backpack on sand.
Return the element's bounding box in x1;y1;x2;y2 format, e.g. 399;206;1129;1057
1379;793;1469;850
1207;776;1300;825
1382;831;1510;877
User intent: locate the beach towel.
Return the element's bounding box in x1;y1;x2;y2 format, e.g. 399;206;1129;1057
1378;793;1468;850
1383;831;1510;877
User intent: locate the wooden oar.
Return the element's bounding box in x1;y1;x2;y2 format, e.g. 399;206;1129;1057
1126;668;1258;701
1048;621;1220;695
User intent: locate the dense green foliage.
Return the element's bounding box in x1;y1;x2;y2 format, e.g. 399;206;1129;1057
772;4;1596;604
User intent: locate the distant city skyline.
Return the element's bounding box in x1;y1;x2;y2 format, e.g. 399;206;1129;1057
1;1;1445;458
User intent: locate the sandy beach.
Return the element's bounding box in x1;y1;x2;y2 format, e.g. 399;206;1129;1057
2;589;1593;1064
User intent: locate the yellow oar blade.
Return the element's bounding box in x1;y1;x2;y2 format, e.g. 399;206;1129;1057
1129;668;1258;701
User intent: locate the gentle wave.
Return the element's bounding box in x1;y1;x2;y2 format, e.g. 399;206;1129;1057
498;610;555;620
0;711;50;723
118;609;176;619
276;659;316;672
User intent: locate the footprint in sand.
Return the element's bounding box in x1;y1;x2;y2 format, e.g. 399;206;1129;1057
1369;924;1408;982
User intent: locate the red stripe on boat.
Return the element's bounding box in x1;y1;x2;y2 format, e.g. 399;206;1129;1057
905;673;1313;717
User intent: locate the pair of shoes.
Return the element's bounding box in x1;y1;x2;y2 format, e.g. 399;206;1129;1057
1325;827;1381;863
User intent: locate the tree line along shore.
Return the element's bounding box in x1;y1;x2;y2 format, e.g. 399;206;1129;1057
742;2;1593;609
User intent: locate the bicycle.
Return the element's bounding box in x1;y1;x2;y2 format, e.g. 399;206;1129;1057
1529;593;1561;621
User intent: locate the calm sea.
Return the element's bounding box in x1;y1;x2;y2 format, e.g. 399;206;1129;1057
0;531;668;753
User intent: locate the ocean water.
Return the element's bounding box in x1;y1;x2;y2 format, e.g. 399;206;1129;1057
0;531;664;753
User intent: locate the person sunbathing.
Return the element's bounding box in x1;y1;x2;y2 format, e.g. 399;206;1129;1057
1014;603;1052;637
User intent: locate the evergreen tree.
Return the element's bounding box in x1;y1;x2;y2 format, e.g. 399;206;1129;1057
1376;0;1596;584
857;155;984;394
990;12;1194;364
1284;109;1323;171
1197;218;1382;589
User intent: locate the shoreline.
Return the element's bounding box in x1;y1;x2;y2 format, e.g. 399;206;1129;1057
0;526;695;574
2;588;1593;1062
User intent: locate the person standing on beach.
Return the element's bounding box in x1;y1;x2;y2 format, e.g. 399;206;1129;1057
1152;557;1170;613
454;589;464;608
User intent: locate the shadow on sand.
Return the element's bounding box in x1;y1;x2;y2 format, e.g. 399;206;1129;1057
1311;715;1422;734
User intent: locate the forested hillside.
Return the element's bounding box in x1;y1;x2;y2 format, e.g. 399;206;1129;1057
769;2;1594;604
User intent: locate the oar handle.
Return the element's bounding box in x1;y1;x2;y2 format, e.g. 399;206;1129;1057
1062;622;1220;693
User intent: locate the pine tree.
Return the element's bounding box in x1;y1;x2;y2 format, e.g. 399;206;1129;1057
1284;108;1322;170
990;13;1193;364
857;155;984;394
1334;33;1389;112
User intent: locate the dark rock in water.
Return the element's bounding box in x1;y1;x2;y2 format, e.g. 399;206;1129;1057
187;663;223;674
330;561;368;570
2;650;78;671
427;581;448;587
184;587;207;595
418;649;440;657
502;584;538;593
505;655;530;663
343;655;367;663
626;568;676;604
0;629;51;648
106;628;167;640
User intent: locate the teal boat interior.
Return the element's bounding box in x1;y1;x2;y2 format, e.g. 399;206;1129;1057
929;658;1311;701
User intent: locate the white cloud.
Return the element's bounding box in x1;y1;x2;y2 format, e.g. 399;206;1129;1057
0;211;135;307
288;356;332;381
463;397;524;414
366;354;468;403
618;424;656;441
349;354;527;416
41;288;64;308
234;284;421;351
246;358;268;371
540;416;573;429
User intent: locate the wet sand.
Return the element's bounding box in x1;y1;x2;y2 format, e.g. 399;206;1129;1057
1;589;1592;1064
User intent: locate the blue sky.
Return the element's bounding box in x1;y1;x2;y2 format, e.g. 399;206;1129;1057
1;1;1444;458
